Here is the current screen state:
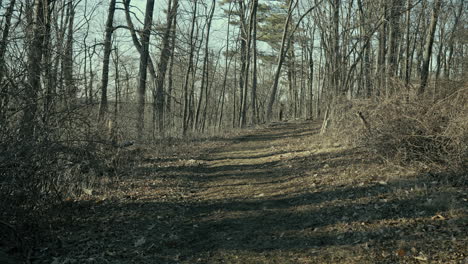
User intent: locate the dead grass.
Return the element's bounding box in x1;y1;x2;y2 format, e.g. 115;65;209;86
327;84;468;184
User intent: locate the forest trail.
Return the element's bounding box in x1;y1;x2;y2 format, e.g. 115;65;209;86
38;121;466;264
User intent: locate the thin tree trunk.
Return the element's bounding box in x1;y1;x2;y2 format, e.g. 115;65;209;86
266;0;322;121
166;10;177;119
153;0;178;134
250;0;258;125
88;44;95;104
404;0;411;86
240;0;257;127
98;0;116;120
113;46;120;119
386;0;402;81
418;0;441;95
195;0;215;131
376;0;387;96
0;0;16;122
444;0;463;79
218;2;233;130
182;0;198;135
63;0;75;103
136;0;155;141
266;0;296;122
21;0;48;139
237;1;247;127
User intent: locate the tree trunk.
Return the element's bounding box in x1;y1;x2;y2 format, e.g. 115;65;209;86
99;0;116;120
444;0;463;79
386;0;402;81
250;0;258;125
240;0;258;127
182;0;198;135
195;0;215;131
237;0;247;127
136;0;155;141
218;2;233;129
404;0;412;86
0;0;16;122
266;0;295;122
21;0;48;139
418;0;441;95
63;0;75;103
376;0;387;96
166;10;177;121
153;0;178;134
266;0;321;121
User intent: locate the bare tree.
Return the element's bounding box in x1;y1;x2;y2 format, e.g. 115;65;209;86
21;0;49;139
266;0;322;122
0;0;15;123
194;0;215;131
153;0;179;134
98;0;116;120
418;0;442;95
136;0;155;141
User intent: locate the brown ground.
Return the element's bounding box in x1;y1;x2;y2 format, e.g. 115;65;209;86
32;121;466;263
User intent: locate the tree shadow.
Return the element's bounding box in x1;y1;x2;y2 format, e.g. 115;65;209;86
41;121;466;263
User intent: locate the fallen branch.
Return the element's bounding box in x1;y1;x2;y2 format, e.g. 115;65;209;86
356;111;371;133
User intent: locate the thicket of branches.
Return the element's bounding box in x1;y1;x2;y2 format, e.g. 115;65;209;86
328;81;467;178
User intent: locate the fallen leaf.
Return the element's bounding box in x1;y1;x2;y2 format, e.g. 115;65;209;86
431;214;446;220
414;255;428;261
82;188;93;195
134;237;146;247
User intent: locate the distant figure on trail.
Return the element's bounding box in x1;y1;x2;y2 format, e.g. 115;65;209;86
279;103;285;121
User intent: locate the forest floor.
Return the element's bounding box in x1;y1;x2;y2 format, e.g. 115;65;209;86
32;121;466;264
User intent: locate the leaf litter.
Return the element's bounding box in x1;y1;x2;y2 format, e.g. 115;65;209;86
33;121;467;263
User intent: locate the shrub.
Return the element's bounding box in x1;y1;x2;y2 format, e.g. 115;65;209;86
328;83;468;178
0;106;141;253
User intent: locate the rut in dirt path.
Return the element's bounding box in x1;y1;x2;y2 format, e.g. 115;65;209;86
175;121;361;259
179;121;320;246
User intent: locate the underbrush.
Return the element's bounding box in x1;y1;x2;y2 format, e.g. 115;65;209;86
0;109;142;259
327;82;467;183
0;102;246;260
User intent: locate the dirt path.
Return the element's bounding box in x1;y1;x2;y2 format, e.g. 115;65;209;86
36;121;466;264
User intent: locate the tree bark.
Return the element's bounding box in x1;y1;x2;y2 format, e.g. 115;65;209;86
98;0;116;120
21;0;48;139
404;0;412;86
136;0;155;141
418;0;441;95
240;0;258;127
63;0;75;103
444;0;463;79
195;0;215;131
250;0;258;125
166;10;177;119
0;0;16;122
182;0;198;135
153;0;178;134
